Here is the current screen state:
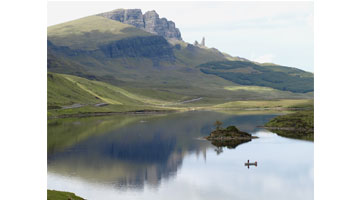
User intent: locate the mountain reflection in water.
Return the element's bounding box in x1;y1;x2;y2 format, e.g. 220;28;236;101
48;111;277;190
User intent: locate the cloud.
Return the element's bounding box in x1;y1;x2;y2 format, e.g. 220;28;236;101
253;54;276;63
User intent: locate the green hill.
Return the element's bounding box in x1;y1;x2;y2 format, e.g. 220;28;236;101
47;73;101;108
47;15;234;91
48;72;314;119
48;71;312;106
47;11;314;117
48;16;153;50
47;72;190;108
197;61;314;93
47;72;190;117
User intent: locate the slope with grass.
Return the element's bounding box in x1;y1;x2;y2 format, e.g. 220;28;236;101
48;16;153;50
47;73;101;109
47;10;314;118
197;60;314;93
48;14;311;99
47;72;189;117
213;99;313;110
47;16;241;97
48;72;313;117
48;72;180;107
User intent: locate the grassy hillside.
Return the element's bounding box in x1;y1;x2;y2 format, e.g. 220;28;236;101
46;16;262;98
48;15;152;50
47;72;188;117
48;72;313;118
47;13;314;118
48;72;311;105
213;99;313;109
47;16;313;97
174;44;229;67
47;72;190;106
47;73;101;108
197;61;314;93
47;72;189;115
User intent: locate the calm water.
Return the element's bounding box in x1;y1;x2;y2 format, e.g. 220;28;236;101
47;111;313;200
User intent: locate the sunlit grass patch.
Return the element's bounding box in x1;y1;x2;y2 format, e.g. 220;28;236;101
213;99;313;109
224;85;275;91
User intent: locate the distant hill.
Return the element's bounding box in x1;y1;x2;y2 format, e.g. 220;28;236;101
47;9;313;111
197;61;314;93
47;15;241;95
48;16;153;50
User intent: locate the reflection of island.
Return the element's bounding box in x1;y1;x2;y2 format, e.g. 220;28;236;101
210;139;251;149
48;111;278;190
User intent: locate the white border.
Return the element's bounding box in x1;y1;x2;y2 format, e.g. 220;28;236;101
1;0;360;199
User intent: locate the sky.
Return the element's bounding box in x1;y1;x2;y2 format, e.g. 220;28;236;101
48;1;314;72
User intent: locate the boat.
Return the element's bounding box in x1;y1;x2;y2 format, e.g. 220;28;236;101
244;160;257;168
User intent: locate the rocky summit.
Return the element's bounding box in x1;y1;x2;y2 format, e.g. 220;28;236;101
98;9;182;40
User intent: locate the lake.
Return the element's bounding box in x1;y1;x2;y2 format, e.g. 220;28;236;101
47;111;313;200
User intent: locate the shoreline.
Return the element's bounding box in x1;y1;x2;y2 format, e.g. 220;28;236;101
48;109;178;119
258;126;314;132
48;106;312;119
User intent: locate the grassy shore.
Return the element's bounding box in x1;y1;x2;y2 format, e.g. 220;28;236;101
47;190;84;200
48;99;313;118
264;110;314;141
212;99;313;110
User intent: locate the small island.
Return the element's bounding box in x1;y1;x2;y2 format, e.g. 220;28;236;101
205;121;258;148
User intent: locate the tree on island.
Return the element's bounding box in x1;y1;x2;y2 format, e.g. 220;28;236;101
214;120;223;130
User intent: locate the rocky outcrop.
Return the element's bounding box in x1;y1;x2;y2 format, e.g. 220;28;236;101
194;37;206;47
97;9;182;40
205;126;258;148
201;37;205;46
98;9;144;29
99;35;174;60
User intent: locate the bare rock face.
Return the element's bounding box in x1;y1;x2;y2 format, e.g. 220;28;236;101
124;9;145;29
98;9;182;40
98;9;144;29
143;10;158;34
194;37;206;47
201;37;205;46
143;11;181;39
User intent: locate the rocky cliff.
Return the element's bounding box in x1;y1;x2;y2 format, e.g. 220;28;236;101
97;9;182;40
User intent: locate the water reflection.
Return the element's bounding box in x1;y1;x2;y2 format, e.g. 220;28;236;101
48;111;313;200
48;111;277;190
210;138;251;149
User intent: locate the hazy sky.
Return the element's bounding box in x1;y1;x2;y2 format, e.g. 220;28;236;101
48;1;314;72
